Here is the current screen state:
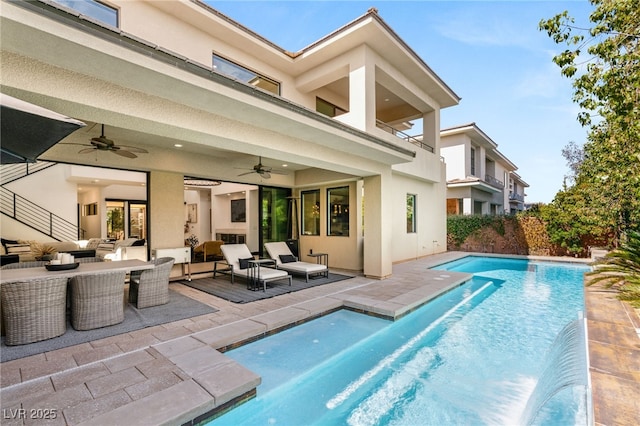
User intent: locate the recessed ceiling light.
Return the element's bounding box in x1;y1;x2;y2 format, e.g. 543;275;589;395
174;144;183;148
282;164;288;167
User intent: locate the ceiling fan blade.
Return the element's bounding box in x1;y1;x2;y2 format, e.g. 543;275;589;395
118;145;148;153
78;148;96;154
112;149;137;159
90;138;110;147
237;171;255;176
259;171;271;179
60;142;91;147
269;170;288;175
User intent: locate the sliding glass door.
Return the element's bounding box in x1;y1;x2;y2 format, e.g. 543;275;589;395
259;186;291;255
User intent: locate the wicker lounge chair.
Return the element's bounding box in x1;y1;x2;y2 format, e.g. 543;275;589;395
70;270;126;330
1;276;68;345
264;242;329;282
220;244;291;291
128;257;174;308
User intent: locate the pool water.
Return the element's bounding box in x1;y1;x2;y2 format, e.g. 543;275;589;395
210;257;590;425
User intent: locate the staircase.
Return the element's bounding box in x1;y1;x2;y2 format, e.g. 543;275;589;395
0;161;81;241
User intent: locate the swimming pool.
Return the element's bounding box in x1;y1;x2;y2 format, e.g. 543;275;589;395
210;256;591;425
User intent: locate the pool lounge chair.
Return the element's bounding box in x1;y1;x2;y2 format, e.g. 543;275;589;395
264;242;328;282
220;244;291;291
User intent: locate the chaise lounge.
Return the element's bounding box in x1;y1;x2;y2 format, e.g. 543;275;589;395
264;242;329;282
220;243;291;291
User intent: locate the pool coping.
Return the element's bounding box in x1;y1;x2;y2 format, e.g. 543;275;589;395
0;252;636;425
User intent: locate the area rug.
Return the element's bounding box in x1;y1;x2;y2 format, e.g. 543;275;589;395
1;288;217;362
178;272;354;303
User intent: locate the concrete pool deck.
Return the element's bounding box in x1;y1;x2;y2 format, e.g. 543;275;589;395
0;252;637;425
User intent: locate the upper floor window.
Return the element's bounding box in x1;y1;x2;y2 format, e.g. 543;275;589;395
54;0;118;27
316;97;347;118
213;54;280;95
470;147;476;176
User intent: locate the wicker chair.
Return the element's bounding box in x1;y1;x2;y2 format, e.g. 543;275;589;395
70;271;126;330
128;257;174;308
1;260;48;269
1;277;68;345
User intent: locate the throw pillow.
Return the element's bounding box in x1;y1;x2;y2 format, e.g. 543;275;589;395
97;242;115;251
5;243;32;254
132;239;146;246
279;254;296;264
238;257;254;270
85;238;102;249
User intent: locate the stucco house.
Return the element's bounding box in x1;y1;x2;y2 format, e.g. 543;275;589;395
440;123;528;215
1;0;461;278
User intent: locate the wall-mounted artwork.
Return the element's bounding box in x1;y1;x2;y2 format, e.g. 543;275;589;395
187;203;198;223
231;199;246;223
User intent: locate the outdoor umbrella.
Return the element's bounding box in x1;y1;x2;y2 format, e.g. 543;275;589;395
1;94;86;164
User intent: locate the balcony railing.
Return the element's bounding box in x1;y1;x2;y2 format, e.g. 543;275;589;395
509;192;525;202
376;120;434;153
484;174;504;189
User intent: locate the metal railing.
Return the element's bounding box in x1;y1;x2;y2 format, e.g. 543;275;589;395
0;187;79;241
376;120;434;153
484;174;504;189
509;192;525;202
0;161;56;185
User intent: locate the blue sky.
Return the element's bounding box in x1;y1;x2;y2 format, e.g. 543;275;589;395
207;1;594;203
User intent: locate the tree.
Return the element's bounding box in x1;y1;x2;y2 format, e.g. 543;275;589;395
540;0;640;247
561;141;584;185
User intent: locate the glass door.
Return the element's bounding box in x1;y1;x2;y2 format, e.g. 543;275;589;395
106;201;125;240
260;186;291;256
129;203;147;239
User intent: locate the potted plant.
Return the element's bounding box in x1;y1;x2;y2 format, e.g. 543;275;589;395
32;243;57;261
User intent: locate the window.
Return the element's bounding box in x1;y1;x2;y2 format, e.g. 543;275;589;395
407;194;416;233
327;187;349;236
470;147;476;176
53;0;118;27
302;190;320;236
316;97;347;118
83;203;97;216
213;54;280;95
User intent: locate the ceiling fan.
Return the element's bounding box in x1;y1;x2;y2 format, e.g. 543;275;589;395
236;156;288;179
63;124;148;158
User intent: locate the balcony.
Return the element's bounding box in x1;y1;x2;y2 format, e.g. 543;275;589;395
484;174;504;189
376;120;434;153
509;192;525;202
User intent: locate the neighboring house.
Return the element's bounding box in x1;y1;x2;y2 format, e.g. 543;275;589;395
0;1;460;278
508;171;529;214
440;123;527;215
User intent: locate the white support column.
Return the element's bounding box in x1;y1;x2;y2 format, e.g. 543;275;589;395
363;171;393;279
348;46;376;132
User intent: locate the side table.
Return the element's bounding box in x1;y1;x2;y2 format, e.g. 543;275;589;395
307;252;329;278
247;259;277;291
